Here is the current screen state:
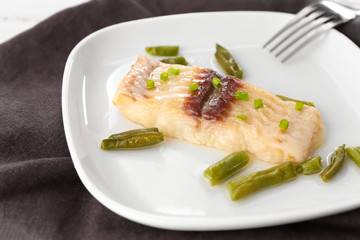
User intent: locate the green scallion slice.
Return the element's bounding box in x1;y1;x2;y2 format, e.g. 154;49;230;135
295;102;304;111
160;72;169;81
254;99;263;109
237;115;248;120
279;119;289;130
167;67;180;75
212;77;222;87
147;80;155;89
189;82;199;92
234;90;249;101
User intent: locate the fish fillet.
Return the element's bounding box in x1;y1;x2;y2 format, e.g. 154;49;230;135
113;55;325;164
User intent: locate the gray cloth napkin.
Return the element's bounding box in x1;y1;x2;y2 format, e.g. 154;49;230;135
1;0;360;239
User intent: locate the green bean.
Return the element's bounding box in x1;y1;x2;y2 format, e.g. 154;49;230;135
227;162;297;201
276;95;315;107
215;43;243;79
109;128;159;139
319;144;346;182
101;132;164;150
160;56;188;65
297;156;322;175
145;46;179;56
346;147;360;168
204;152;249;186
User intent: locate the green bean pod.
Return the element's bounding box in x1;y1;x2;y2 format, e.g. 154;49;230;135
297;156;322;175
160;56;188;65
204;152;249;186
276;95;315;107
215;43;243;79
319;144;346;182
346;147;360;168
101;132;164;150
109;128;159;139
227;162;297;201
145;46;179;56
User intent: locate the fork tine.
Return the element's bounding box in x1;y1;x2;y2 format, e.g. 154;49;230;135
265;1;358;63
274;15;335;57
263;3;319;48
280;19;344;63
269;10;327;53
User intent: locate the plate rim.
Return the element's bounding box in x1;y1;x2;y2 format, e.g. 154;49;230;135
62;10;360;231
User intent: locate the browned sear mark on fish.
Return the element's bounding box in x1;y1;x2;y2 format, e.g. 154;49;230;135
183;69;243;121
182;69;217;117
203;75;242;120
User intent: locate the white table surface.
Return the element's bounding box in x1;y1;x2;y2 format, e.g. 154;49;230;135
0;0;89;44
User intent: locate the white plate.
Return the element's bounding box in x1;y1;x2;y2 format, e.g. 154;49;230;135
62;11;360;231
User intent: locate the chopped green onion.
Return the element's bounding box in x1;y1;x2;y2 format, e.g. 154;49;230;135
212;77;222;87
295;102;304;111
147;80;155;89
234;90;249;101
160;72;169;81
237;114;248;120
279;119;289;130
254;99;263;109
167;67;180;75
189;82;199;92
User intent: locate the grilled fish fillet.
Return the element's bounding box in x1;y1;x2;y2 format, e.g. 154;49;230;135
113;56;324;164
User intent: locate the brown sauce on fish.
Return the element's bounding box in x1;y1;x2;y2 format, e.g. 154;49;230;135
183;68;243;121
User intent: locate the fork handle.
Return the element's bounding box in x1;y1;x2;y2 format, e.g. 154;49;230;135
332;0;360;15
334;0;360;9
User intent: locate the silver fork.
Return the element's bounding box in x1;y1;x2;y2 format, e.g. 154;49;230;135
263;0;360;62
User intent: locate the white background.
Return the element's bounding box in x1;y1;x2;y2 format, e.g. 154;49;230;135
0;0;89;43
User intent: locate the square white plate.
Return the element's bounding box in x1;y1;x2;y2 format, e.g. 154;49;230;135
62;11;360;230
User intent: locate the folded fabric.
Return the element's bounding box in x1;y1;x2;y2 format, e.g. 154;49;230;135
1;0;360;239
